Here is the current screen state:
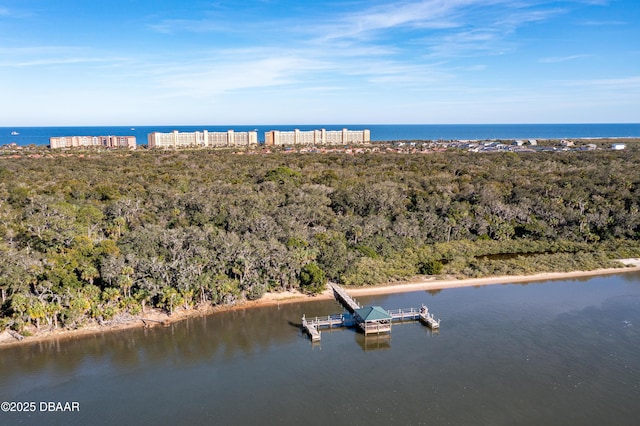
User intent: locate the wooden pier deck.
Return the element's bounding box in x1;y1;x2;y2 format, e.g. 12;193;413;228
388;305;441;329
388;307;421;321
302;313;356;342
302;315;321;342
302;284;441;342
420;308;441;329
329;283;361;313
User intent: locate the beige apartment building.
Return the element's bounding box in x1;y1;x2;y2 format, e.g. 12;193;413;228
264;129;370;146
147;130;258;149
49;135;136;149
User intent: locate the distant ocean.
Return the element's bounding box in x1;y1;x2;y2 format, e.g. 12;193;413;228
2;123;639;147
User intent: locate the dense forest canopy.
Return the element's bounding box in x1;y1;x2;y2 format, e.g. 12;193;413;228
1;148;639;333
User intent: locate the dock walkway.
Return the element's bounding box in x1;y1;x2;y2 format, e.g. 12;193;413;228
329;283;361;313
388;306;440;329
388;307;422;321
302;315;321;342
302;313;356;341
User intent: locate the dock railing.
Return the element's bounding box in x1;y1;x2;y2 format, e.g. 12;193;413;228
388;307;422;320
304;314;345;328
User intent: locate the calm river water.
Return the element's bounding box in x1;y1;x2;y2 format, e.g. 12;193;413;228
2;273;640;425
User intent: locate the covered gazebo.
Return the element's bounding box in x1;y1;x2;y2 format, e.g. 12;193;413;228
354;306;392;335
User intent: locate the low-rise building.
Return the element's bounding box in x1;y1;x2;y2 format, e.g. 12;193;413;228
49;135;136;149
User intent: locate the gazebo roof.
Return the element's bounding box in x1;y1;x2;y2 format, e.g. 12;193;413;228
355;306;391;322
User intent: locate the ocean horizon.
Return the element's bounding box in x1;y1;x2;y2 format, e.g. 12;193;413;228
2;123;640;147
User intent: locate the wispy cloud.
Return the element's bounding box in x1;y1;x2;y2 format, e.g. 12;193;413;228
5;0;636;125
575;0;610;5
148;18;239;34
422;28;511;58
494;7;566;28
147;42;460;99
308;1;567;62
578;20;627;26
154;55;326;97
314;0;467;41
539;54;593;63
0;57;123;68
0;5;35;19
138;1;583;99
561;76;640;89
0;46;130;68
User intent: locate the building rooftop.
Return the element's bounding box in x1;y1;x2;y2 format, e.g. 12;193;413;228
354;306;392;322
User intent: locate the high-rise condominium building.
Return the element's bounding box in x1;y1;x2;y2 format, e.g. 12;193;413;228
264;129;370;146
147;130;258;149
49;136;136;149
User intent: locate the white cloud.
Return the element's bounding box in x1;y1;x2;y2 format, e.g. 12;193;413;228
561;76;640;89
0;46;80;55
137;0;580;98
154;55;326;97
148;18;238;34
578;20;627;26
3;0;636;125
422;28;510;58
539;54;593;63
0;45;126;64
0;57;120;68
314;0;479;41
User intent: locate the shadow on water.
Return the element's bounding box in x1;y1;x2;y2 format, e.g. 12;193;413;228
356;333;391;351
287;320;303;329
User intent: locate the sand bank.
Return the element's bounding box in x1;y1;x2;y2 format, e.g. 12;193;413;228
347;261;640;297
2;260;640;348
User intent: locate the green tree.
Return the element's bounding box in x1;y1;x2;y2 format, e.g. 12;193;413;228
299;262;327;294
419;259;444;275
160;287;183;315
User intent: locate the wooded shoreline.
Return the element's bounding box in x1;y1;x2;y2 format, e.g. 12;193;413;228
3;148;640;343
3;262;639;348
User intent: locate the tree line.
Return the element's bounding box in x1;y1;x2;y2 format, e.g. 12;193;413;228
1;148;639;333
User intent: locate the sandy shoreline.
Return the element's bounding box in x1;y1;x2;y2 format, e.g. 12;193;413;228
2;260;640;348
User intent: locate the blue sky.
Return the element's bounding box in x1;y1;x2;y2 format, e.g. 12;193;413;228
1;0;639;125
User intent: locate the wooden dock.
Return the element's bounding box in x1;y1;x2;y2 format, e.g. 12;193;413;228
302;313;356;342
387;305;440;329
419;306;441;329
329;283;361;313
301;315;321;342
302;284;441;342
388;307;422;321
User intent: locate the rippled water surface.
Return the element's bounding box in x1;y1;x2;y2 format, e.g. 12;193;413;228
2;273;640;425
